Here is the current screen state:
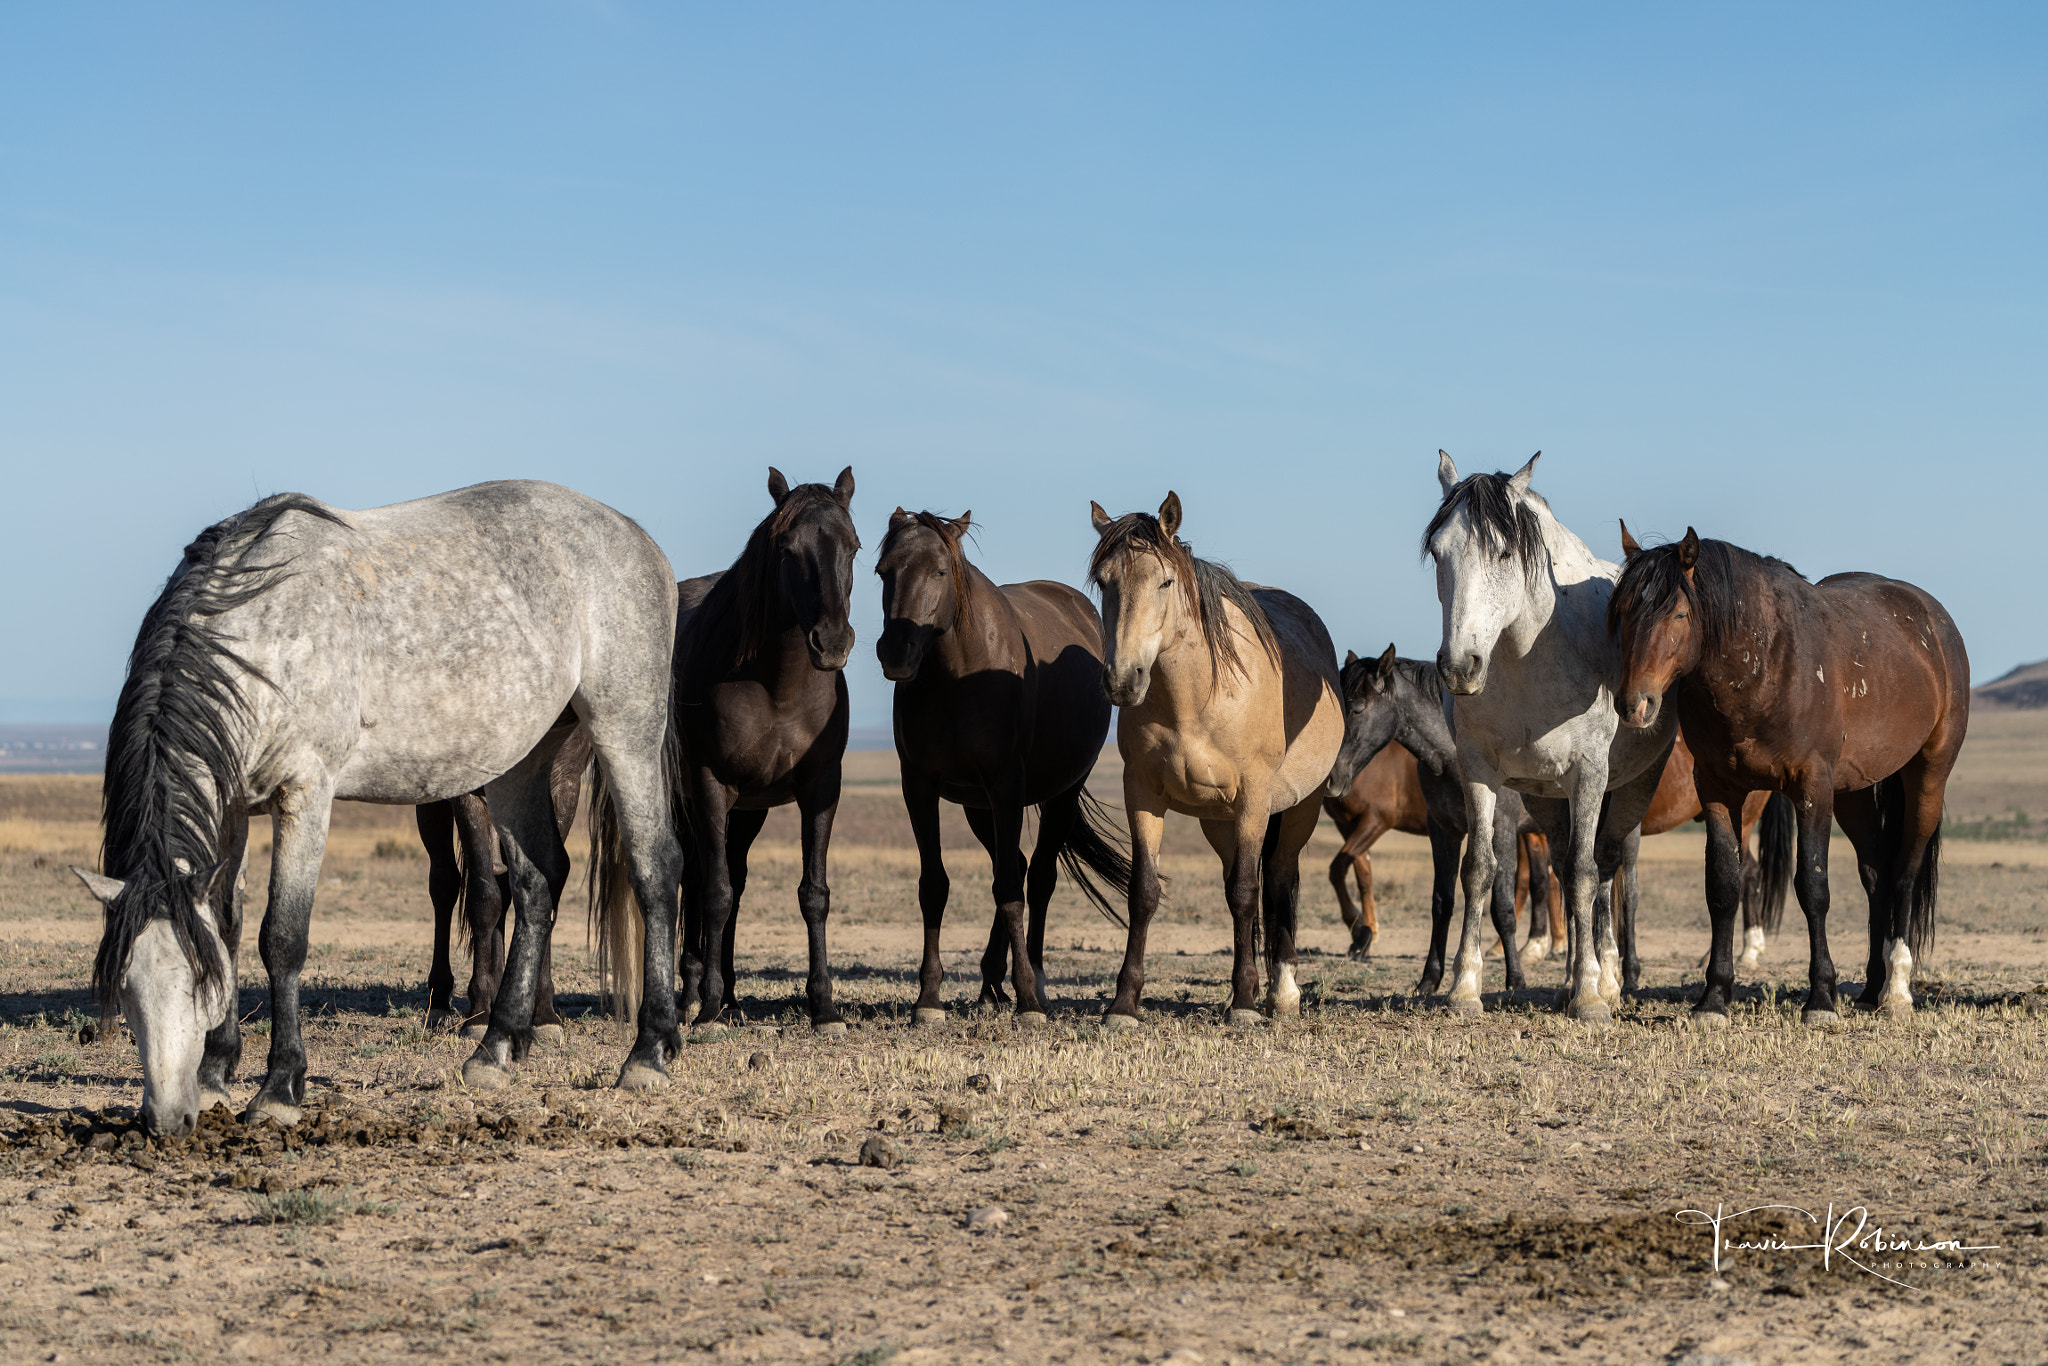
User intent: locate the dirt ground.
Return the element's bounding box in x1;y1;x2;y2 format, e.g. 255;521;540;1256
3;752;2046;1365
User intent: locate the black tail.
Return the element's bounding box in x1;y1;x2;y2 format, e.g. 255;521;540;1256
1870;774;1939;961
1757;792;1795;936
1050;788;1133;929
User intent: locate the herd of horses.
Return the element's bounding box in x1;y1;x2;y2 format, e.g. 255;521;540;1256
73;455;1970;1136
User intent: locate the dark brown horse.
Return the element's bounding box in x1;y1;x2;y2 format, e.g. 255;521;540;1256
1610;524;1969;1023
874;509;1133;1021
596;467;859;1032
1321;740;1559;963
417;726;590;1042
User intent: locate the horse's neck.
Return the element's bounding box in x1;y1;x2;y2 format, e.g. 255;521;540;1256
930;563;1023;678
1146;614;1227;721
1394;666;1458;775
1504;504;1618;657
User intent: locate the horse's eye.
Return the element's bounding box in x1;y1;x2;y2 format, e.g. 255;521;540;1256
1675;608;1689;620
1159;578;1174;590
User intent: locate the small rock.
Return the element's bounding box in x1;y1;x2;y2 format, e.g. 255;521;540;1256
747;1051;770;1071
77;1024;97;1046
937;1102;970;1136
1672;1354;1755;1366
859;1134;906;1169
966;1072;1002;1094
1387;1308;1406;1318
1406;1142;1428;1154
1356;1140;1372;1152
967;1205;1009;1232
1162;1351;1204;1364
1708;1278;1732;1292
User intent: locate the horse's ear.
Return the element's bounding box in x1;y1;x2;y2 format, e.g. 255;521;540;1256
948;511;972;538
767;467;790;504
889;505;913;526
1158;491;1183;538
1678;527;1700;572
72;866;125;905
1507;452;1540;493
1090;500;1112;533
1619;518;1643;561
1343;648;1359;666
1375;642;1398;684
833;466;855;505
1437;450;1459;496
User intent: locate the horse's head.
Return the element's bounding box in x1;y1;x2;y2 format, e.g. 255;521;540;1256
1423;450;1548;696
874;507;972;681
1609;522;1703;729
1087;492;1197;708
765;466;860;671
75;865;233;1139
1328;644;1406;797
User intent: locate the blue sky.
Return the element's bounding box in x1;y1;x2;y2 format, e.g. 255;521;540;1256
2;4;2042;728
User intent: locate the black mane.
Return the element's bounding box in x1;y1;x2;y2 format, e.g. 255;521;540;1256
97;493;347;1012
1088;511;1279;682
683;482;855;677
1608;537;1806;656
878;511;977;629
1422;471;1548;578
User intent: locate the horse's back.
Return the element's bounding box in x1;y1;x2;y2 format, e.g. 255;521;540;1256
1809;570;1970;777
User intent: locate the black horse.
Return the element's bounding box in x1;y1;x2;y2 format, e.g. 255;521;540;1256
595;467;858;1031
875;509;1132;1021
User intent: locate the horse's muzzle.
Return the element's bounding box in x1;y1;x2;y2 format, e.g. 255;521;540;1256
875;620;928;682
1437;650;1486;696
1103;665;1149;709
807;625;855;673
1618;692;1660;729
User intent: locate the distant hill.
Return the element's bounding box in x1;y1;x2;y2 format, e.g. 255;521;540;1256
1974;659;2048;712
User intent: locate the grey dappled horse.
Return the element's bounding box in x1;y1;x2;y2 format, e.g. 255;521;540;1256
78;482;682;1137
1424;453;1676;1022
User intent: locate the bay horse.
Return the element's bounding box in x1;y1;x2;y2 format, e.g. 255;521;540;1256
1325;646;1560;997
1089;493;1343;1026
74;482;681;1135
594;467;858;1047
417;723;589;1041
1609;524;1969;1022
1425;452;1676;1022
874;508;1133;1022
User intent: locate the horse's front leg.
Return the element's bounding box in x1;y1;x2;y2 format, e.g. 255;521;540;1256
903;771;951;1025
1558;766;1610;1024
248;781;334;1127
1105;782;1166;1026
1691;797;1745;1025
1486;801;1525;994
984;775;1041;1020
1446;778;1501;1014
417;803;461;1029
1416;813;1459;996
1215;799;1269;1025
451;792;503;1039
1261;794;1322;1017
793;774;846;1031
688;775;741;1030
198;811;250;1114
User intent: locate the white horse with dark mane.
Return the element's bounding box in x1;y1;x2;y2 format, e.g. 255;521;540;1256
76;482;683;1136
1424;453;1676;1022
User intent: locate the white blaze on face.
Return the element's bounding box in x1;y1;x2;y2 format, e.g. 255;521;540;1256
122;907;232;1138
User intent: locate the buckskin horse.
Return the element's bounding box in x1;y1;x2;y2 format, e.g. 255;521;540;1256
593;467;858;1046
874;507;1132;1022
1609;524;1968;1023
77;482;682;1134
1089;492;1343;1026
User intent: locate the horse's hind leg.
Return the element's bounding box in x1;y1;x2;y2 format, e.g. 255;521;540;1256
1487;801;1524;993
529;810;580;1048
248;778;336;1127
419;803;462;1029
197;812;250;1113
1262;794;1323;1018
464;739;574;1088
1877;755;1951;1019
1019;791;1076;1018
1416;813;1459;997
964;804;1013;1007
1832;785;1885;1009
1614;832;1641;994
451;793;504;1040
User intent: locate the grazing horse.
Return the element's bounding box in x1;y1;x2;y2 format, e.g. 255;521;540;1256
1325;646;1562;997
594;467;858;1041
1089;493;1343;1026
75;482;681;1135
874;508;1133;1022
1425;452;1676;1022
1609;525;1969;1022
418;724;590;1041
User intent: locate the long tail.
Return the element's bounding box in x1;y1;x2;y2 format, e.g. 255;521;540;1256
1052;788;1133;929
1757;791;1795;936
588;712;683;1021
1870;774;1939;961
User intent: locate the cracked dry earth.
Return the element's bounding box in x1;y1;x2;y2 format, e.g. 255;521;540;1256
2;776;2047;1364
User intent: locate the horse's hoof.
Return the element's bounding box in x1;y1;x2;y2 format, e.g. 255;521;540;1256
689;1021;729;1039
913;1008;949;1028
1568;999;1613;1026
679;1000;701;1025
1688;1010;1730;1032
1881;998;1915;1021
1737;951;1763;970
1802;1009;1842;1029
244;1096;301;1128
813;1019;848;1036
1101;1012;1143;1030
460;1022;488;1042
199;1089;233;1114
1015;1011;1049;1029
617;1060;670;1091
461;1056;514;1091
1225;1009;1266;1029
1347;947;1372;963
531;1023;567;1049
1267;999;1301;1019
1519;941;1550;966
1445;995;1484;1017
426;1008;461;1031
